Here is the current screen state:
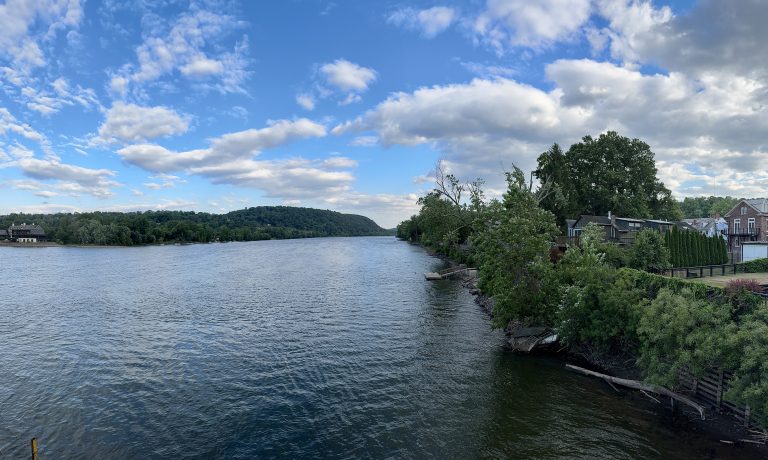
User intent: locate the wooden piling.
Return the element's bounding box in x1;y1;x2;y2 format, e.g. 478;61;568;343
31;438;38;460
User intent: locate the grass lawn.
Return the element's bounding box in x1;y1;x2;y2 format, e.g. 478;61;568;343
692;272;768;288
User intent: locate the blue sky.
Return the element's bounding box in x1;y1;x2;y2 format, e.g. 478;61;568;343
1;0;766;227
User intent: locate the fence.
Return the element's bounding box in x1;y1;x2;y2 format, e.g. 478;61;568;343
678;367;762;430
662;263;749;279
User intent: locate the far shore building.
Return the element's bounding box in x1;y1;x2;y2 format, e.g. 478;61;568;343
7;223;47;243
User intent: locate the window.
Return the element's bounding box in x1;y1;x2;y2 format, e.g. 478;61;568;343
734;219;741;234
741;206;748;215
748;218;756;234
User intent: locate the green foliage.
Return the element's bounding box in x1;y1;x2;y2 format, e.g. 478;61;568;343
535;131;682;223
637;288;736;386
722;304;768;426
743;257;768;273
680;196;739;219
0;207;390;246
666;228;725;267
556;238;644;353
472;168;559;327
629;229;671;272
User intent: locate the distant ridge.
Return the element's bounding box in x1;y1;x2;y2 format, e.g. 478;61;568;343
0;206;394;245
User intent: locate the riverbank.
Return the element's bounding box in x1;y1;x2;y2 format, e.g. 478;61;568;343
443;256;768;454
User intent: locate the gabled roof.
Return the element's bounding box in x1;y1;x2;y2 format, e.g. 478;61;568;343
726;198;768;216
9;224;46;235
573;215;611;227
746;198;768;213
565;219;576;228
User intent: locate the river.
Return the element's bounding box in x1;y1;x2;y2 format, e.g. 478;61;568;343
0;237;758;458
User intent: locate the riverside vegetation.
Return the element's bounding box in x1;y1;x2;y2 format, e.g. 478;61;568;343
0;206;392;245
397;131;768;427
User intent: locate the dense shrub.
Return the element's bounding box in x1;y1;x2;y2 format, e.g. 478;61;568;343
743;258;768;273
637;288;737;386
725;279;764;296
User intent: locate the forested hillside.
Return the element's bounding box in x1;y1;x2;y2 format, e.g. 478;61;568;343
0;206;392;245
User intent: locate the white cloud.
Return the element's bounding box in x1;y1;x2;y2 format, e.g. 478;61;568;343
113;118;362;201
349;136;378;147
180;56;224;77
0;0;83;72
473;0;592;52
112;8;250;95
322;156;358;168
320;59;377;92
388;6;457;38
95;102;189;144
296;93;316;110
16;158;119;198
335;52;768;204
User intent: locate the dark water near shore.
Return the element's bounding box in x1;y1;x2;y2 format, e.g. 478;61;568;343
0;237;759;458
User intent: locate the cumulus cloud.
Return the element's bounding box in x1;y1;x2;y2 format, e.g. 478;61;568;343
95;102;189;145
334;49;768;201
116;118;345;199
321;59;377;92
110;8;250;95
473;0;592;52
388;6;457;38
296;93;316;110
16;158;119;198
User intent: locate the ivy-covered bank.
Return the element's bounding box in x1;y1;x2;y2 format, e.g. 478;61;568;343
397;133;768;428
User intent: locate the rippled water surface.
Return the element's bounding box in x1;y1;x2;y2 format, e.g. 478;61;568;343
0;237;758;458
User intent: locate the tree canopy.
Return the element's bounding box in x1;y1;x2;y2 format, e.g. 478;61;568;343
535;131;682;226
0;206;392;246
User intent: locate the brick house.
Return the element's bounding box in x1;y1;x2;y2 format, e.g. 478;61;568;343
724;199;768;259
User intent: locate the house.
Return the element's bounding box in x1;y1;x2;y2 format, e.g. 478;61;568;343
8;223;47;243
569;212;676;245
682;217;728;239
724;199;768;258
0;229;7;241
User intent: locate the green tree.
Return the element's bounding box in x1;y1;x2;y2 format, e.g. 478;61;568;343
638;288;736;386
535;131;681;221
629;229;671;272
472;167;559;328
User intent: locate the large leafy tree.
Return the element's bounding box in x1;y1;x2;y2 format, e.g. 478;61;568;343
535;131;682;224
471;167;560;327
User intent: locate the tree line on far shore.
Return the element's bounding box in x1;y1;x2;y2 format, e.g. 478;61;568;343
0;206;392;245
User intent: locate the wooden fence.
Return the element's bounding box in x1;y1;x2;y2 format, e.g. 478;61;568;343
678;367;762;430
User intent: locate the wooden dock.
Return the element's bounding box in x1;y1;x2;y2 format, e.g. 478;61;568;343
424;265;473;280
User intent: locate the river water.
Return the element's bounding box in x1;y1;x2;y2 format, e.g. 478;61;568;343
0;237;758;458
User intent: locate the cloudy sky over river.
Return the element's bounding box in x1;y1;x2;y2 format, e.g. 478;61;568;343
0;0;763;227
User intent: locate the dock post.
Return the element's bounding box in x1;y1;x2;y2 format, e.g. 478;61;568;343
31;438;38;460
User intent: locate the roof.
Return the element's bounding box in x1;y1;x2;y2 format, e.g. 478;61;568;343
644;219;674;224
565;219;576;228
676;221;697;231
746;198;768;213
615;217;645;223
682;218;715;230
573;215;611;227
9;224;46;235
0;230;7;236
